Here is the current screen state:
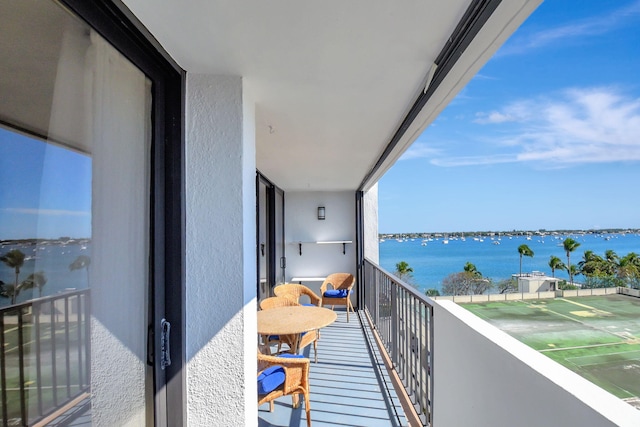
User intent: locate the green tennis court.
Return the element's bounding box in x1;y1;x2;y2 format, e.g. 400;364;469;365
463;294;640;400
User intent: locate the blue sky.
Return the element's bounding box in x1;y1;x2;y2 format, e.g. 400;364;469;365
379;0;640;234
0;129;91;240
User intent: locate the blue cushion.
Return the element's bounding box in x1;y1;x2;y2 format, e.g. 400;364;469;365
267;335;280;340
257;365;285;395
324;289;349;298
302;303;316;307
279;353;304;359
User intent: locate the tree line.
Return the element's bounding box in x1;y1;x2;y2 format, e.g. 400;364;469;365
0;248;90;306
395;237;640;296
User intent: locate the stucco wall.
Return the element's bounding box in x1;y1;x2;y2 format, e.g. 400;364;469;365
432;300;640;427
185;74;257;425
284;191;356;298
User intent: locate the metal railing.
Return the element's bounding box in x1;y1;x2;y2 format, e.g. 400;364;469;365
0;289;90;426
362;259;434;426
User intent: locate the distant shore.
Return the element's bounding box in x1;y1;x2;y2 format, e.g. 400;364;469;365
379;228;640;240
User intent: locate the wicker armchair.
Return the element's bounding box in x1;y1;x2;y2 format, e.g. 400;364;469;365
274;283;321;306
320;273;355;322
260;295;298;310
258;352;311;427
259;296;319;362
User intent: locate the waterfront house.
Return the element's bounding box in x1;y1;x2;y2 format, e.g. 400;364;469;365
2;0;639;426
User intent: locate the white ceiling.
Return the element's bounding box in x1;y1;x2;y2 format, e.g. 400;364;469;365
122;0;541;192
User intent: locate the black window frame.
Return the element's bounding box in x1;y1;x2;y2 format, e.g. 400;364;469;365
58;1;186;425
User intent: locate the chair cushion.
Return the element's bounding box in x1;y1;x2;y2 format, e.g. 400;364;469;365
324;289;349;298
267;335;280;340
302;303;316;307
257;365;285;395
279;353;305;359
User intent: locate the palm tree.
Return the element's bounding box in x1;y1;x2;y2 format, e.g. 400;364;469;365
548;255;565;278
395;261;413;276
563;237;581;284
20;271;48;298
0;249;26;304
517;244;534;277
70;255;91;288
463;262;481;277
425;288;440;297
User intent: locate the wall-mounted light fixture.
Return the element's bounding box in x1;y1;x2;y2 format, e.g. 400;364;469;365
317;206;325;220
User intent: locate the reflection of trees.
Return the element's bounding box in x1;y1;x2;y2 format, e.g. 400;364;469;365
69;255;91;288
21;271;48;298
1;249;26;304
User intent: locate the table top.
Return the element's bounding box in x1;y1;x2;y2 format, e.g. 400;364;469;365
257;306;337;336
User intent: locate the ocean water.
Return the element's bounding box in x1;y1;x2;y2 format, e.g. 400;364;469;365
0;241;90;307
379;232;640;293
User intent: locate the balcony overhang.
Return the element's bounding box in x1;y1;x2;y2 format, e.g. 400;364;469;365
121;0;542;191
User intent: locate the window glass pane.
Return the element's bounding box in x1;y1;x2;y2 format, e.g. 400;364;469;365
0;1;152;425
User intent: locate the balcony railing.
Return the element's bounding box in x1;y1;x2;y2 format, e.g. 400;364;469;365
0;289;90;426
362;258;433;426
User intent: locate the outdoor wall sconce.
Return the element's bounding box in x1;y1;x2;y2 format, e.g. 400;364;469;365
317;206;325;220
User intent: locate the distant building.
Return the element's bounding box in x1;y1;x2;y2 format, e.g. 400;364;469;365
514;271;559;293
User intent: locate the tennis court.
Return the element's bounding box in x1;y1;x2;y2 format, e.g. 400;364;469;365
463;294;640;400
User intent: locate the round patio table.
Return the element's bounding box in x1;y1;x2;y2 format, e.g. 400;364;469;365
257;306;337;353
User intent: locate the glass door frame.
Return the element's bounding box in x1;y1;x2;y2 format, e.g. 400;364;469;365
59;1;185;425
256;172;285;299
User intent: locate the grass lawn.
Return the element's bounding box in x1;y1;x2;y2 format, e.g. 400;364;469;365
463;294;640;400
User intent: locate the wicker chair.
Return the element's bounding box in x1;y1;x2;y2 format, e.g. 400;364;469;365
259;296;319;362
258;352;311;427
320;273;355;322
259;295;298;310
273;283;321;306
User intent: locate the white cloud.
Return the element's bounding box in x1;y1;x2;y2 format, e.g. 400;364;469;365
399;143;442;161
498;1;640;56
433;87;640;167
1;208;90;216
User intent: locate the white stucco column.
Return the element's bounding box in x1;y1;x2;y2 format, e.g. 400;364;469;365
185;74;257;425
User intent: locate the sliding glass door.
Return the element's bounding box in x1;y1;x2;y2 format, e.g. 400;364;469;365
0;0;183;425
256;173;285;301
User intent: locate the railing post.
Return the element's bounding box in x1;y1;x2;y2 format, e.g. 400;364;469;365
17;308;27;426
0;313;7;426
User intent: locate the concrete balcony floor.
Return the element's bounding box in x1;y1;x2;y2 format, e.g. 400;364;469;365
259;310;408;427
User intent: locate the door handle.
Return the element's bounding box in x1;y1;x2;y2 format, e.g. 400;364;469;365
161;318;171;369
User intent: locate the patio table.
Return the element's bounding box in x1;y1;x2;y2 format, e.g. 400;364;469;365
257;306;337;353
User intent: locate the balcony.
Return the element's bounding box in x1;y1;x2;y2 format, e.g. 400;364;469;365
3;262;640;427
260;260;640;427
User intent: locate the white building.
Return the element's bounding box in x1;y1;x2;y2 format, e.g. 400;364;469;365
516;272;560;293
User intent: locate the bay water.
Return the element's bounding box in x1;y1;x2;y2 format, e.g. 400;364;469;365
0;241;90;307
379;232;640;294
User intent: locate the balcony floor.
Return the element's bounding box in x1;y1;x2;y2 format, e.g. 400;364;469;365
259;309;407;427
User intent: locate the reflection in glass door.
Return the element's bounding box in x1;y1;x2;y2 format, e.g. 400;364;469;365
0;1;164;424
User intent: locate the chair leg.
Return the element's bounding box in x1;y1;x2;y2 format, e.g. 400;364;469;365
304;391;311;427
313;339;318;363
292;393;300;408
269;400;274;412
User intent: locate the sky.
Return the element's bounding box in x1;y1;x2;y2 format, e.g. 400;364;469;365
0;129;91;240
379;0;640;234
